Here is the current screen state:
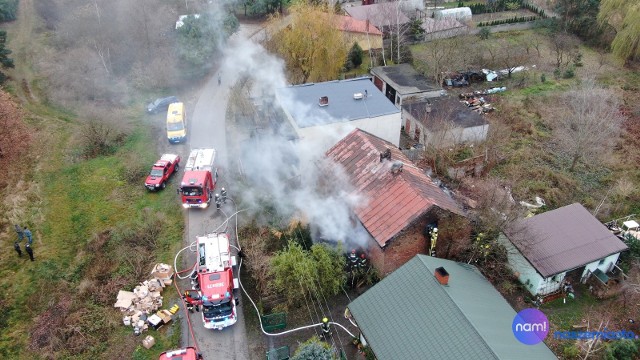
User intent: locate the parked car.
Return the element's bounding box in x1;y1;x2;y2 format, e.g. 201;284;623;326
147;96;178;114
145;154;181;191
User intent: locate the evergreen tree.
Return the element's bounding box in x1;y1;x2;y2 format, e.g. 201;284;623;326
0;30;14;84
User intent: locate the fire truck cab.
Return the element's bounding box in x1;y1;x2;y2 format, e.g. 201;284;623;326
159;347;202;360
179;149;218;209
191;233;239;330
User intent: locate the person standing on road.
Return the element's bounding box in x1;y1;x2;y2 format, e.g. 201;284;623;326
25;243;34;261
23;226;33;245
218;72;221;86
14;242;22;257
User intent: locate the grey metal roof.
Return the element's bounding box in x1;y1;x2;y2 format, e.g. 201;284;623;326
275;77;399;128
348;255;558;360
371;64;442;95
503;203;628;277
402;96;488;130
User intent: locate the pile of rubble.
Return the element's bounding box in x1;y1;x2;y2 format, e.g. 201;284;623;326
113;263;176;336
458;93;496;114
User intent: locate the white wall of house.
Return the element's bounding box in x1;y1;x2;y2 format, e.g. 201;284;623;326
404;112;489;148
291;112;401;152
498;234;568;295
580;253;621;282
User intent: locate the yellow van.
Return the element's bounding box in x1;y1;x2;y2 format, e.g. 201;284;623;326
166;102;187;144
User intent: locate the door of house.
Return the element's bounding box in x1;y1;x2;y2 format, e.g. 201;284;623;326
405;119;411;134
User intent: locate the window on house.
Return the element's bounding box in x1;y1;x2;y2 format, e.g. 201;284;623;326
598;259;605;265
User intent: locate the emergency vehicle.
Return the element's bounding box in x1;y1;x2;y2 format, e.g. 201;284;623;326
179;149;218;209
166;102;187;144
145;154;180;191
186;233;239;330
158;347;203;360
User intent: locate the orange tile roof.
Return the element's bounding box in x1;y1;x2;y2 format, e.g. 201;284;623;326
336;15;383;36
326;129;463;247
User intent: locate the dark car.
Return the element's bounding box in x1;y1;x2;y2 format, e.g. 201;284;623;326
147;96;178;114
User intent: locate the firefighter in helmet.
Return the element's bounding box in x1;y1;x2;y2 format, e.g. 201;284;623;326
358;253;368;270
429;226;438;256
348;249;358;271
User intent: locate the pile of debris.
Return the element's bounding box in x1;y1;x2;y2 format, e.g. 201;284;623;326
458;94;495;113
114;263;176;336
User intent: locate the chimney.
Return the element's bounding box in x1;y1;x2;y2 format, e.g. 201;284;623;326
379;148;391;162
390;161;403;174
319;96;329;107
435;267;449;285
365;19;370;32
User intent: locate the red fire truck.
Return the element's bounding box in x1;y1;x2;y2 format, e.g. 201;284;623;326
158;347;202;360
185;232;239;330
179;149;218;209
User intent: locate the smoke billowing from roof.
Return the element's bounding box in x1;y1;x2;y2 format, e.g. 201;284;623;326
219;32;370;247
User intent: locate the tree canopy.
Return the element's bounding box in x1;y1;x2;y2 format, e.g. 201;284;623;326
0;30;14;84
291;337;336;360
598;0;640;62
0;0;18;22
264;3;348;84
269;241;346;308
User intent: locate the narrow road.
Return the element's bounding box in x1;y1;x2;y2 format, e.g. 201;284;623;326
179;22;264;360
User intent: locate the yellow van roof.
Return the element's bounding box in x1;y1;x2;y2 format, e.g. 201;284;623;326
167;102;184;122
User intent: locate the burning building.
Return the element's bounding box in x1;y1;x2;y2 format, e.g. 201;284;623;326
326;129;467;276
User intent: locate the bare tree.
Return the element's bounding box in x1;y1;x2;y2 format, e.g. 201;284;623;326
552;81;624;172
550;33;579;69
491;39;531;78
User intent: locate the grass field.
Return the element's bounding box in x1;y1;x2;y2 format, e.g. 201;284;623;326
0;118;185;358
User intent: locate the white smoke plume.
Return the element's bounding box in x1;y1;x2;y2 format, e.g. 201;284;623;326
219;33;371;247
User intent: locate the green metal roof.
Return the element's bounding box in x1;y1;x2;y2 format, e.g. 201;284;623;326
348;255;558;360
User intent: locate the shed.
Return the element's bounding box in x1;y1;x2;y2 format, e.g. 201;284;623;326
370;64;443;108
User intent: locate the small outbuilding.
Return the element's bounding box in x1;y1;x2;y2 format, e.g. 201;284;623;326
499;203;628;297
402;96;489;148
370;64;443;108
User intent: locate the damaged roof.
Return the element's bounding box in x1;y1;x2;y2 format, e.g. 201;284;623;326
503;203;628;277
326;129;463;247
371;64;442;95
348;255;558;360
402;96;488;130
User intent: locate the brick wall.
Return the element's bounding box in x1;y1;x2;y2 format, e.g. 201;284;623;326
364;208;469;277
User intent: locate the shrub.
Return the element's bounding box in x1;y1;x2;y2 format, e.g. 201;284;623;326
0;0;18;22
604;340;639;360
563;344;580;359
563;66;575;79
479;27;491;39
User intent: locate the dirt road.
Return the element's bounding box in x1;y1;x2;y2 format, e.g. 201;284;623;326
178;22;265;360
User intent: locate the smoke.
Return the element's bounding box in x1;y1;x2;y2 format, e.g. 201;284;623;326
219;32;371;247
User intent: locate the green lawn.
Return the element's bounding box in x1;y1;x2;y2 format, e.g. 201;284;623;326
0;119;184;359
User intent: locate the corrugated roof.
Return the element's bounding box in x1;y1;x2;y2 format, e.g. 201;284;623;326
344;3;411;29
348;255;558;360
336;15;383;35
275;78;399;128
370;64;441;95
326;129;462;246
402;96;488;130
504;203;628;277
